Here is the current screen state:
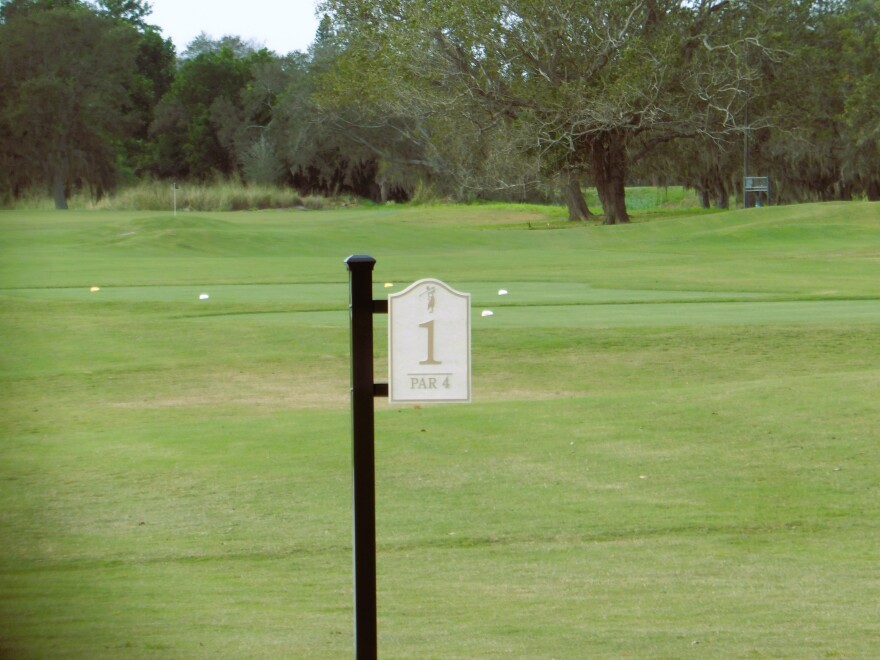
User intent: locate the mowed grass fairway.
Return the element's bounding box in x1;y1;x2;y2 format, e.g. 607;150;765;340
1;201;879;657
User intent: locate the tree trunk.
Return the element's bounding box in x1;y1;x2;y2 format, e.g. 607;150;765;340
698;186;711;209
52;170;68;210
590;131;630;224
561;170;593;221
713;181;730;209
866;179;880;201
371;178;389;203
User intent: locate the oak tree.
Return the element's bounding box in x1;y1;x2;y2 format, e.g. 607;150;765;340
0;3;140;207
321;0;774;222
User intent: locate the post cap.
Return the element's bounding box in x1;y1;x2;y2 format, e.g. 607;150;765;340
345;255;376;271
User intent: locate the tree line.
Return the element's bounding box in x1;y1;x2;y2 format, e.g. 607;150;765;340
1;0;877;216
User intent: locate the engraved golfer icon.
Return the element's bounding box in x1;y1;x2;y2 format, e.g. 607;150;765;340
421;285;436;313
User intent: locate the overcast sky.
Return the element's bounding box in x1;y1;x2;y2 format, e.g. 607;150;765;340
148;0;322;55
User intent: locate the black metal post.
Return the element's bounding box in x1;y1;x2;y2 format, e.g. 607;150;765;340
346;254;378;659
743;94;750;209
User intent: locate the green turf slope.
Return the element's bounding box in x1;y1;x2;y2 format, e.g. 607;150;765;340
1;201;878;657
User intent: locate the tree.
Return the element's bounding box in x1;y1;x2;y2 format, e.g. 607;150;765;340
0;3;140;207
727;0;880;204
839;0;880;200
150;40;271;179
181;32;263;60
93;0;176;177
0;0;83;22
95;0;154;30
219;54;294;185
321;0;774;223
266;19;428;199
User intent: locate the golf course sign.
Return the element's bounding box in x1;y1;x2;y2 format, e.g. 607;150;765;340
345;257;471;657
388;278;471;403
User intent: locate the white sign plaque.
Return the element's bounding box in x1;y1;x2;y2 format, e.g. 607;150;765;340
388;278;471;403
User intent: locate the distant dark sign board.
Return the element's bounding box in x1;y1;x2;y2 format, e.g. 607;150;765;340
744;176;770;193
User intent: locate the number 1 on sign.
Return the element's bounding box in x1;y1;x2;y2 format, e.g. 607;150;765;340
419;320;441;365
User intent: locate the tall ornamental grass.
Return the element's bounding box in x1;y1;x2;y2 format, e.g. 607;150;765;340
3;180;334;211
97;179;329;212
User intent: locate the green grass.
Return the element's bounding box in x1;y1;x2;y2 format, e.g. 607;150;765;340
582;184;707;213
1;201;879;657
